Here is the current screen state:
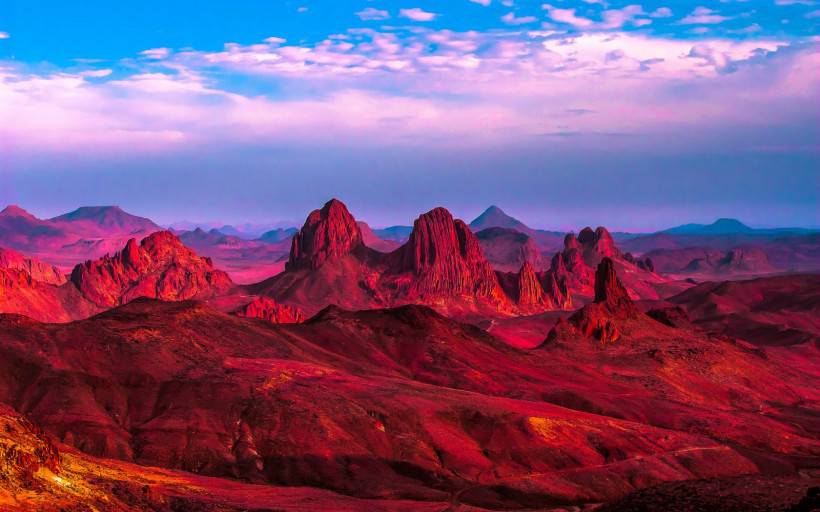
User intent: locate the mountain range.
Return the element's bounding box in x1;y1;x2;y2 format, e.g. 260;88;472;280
0;199;817;511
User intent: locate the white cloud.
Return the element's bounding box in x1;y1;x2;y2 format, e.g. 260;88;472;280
469;0;492;6
542;5;594;27
542;4;650;30
501;12;537;25
357;8;390;21
680;7;732;25
80;69;113;78
0;32;9;39
650;7;673;18
399;8;438;22
140;48;171;59
0;29;814;155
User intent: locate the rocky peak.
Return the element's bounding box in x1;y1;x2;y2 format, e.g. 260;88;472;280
544;258;637;345
541;271;573;310
70;231;233;308
576;226;619;259
594;257;637;316
564;233;580;250
0;205;36;219
516;261;545;306
287;199;363;271
0;247;66;286
394;207;505;300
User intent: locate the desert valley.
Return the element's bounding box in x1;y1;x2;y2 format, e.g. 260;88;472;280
0;199;817;511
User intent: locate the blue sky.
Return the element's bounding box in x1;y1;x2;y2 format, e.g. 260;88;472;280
0;1;818;230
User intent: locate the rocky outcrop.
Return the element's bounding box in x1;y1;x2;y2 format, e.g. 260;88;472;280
624;252;655;272
516;261;545;306
0;403;61;490
546;258;638;344
540;270;573;310
392;207;506;302
235;297;304;324
287;199;364;271
0;247;66;285
578;226;621;261
594;257;638;317
647;306;690;328
70;231;234;308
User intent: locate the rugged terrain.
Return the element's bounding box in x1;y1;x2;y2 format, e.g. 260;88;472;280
0;202;818;511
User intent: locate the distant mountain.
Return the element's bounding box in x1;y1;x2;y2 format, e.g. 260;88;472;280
0;205;163;267
178;227;291;284
622;218;819;271
169;221;297;239
372;225;412;243
50;206;160;235
257;227;298;244
470;205;533;234
663;218;754;236
356;221;401;253
470;206;564;251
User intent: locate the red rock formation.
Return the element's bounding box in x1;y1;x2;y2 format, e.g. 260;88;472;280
547;258;638;344
647;306;690;328
236;296;304;324
516;261;545;306
70;231;234;308
0;247;66;285
540;270;573;310
594;257;638;316
392;207;507;302
287;199;364;271
576;227;619;258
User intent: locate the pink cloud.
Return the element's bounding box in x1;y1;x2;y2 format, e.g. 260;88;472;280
0;31;816;156
399;8;438;22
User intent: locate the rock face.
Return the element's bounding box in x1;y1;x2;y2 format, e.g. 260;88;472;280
70;231;234;308
287;199;364;271
392;207;506;302
547;258;638;344
0;247;66;285
540;270;573;310
594;257;638;316
235;296;304;324
578;226;621;261
549;227;676;301
498;262;572;312
516;261;545;306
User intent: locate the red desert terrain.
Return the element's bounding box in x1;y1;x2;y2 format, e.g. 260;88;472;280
0;199;818;511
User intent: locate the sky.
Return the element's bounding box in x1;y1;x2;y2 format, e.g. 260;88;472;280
0;0;818;231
